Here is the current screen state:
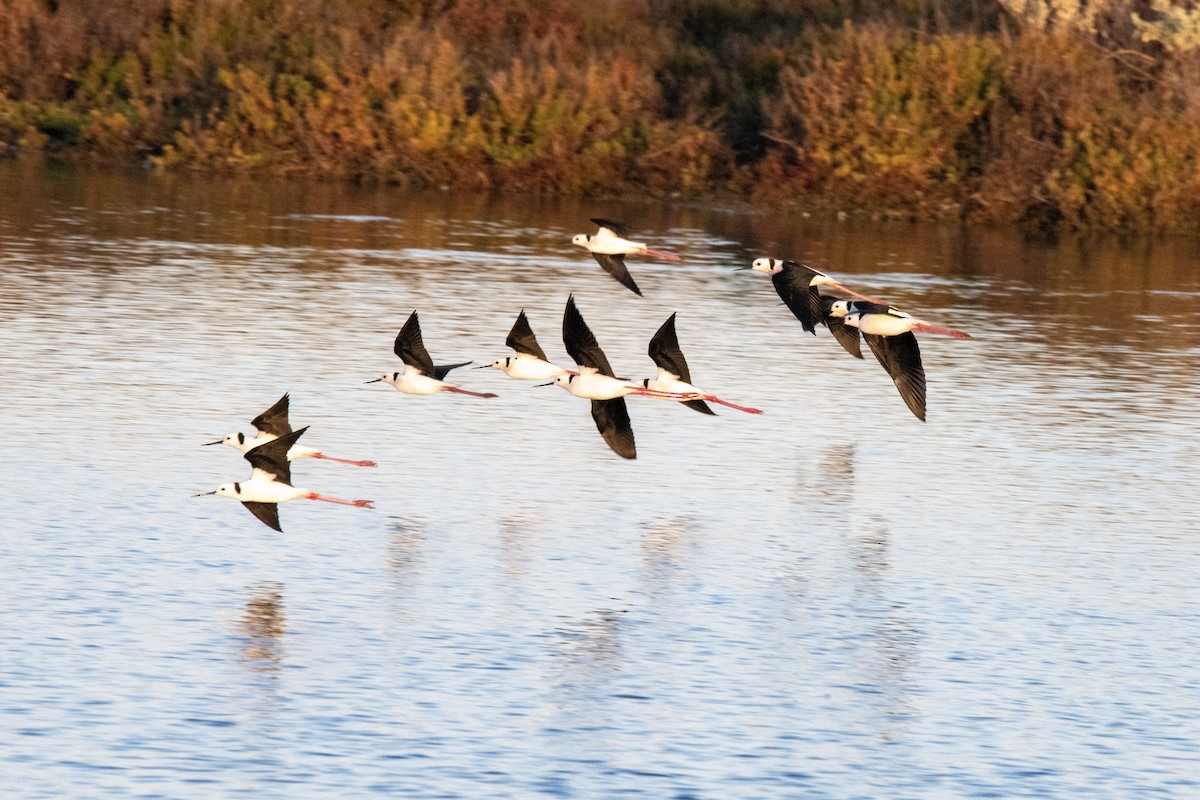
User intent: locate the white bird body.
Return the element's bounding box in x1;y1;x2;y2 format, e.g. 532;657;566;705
216;469;309;504
843;308;972;339
381;366;458;395
552;367;638;401
489;353;570;381
219;431;321;461
573;229;649;256
644;368;703;398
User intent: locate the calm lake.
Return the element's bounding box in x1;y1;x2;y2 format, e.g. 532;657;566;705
1;162;1197;798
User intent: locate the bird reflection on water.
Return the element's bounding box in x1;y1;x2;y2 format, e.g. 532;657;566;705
239;582;285;673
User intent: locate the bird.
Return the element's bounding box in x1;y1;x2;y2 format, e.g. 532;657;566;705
641;313;763;415
842;310;928;422
195;427;374;531
203;393;377;467
479;310;573;380
570;218;680;296
826;301;970;422
541;295;684;459
820;296;868;357
367;311;498;398
831;301;973;340
739;257;880;334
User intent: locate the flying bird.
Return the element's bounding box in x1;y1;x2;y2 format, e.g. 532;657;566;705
195;427;374;531
479;310;573;380
368;311;497;398
842;311;928;422
570;218;680;296
833;303;970;422
641;313;763;415
542;296;684;458
204;393;376;467
740;257;880;334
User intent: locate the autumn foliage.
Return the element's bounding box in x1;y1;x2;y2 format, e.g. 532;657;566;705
3;0;1200;230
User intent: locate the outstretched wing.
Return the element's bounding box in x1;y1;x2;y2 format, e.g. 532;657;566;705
864;333;926;422
773;266;821;334
244;426;308;484
647;312;692;384
590;252;642;296
241;501;282;532
821;296;863;359
393;311;436;376
590;217;629;238
433;361;471;381
563;295;615;377
251;393;293;437
506;310;549;361
591;398;636;459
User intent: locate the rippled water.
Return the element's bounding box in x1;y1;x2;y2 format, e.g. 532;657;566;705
1;163;1198;798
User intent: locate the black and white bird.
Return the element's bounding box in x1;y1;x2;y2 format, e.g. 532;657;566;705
641;313;763;415
741;257;879;334
195;427;374;531
827;301;970;422
571;218;680;296
367;311;497;398
480;310;573;380
204;393;376;467
542;296;682;459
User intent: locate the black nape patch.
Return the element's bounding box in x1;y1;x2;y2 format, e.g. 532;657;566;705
233;482;241;494
237;432;245;445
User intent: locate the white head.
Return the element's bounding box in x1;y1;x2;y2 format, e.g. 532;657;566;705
842;312;863;329
827;299;851;318
751;257;783;274
203;431;250;450
492;357;513;370
364;371;402;386
571;233;590;248
552;374;576;389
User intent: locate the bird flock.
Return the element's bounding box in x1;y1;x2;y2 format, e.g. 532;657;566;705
199;218;972;531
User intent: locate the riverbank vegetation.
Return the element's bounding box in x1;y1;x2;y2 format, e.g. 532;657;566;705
3;0;1200;231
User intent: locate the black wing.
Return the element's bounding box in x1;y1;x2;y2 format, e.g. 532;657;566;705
821;296;863;359
250;393;293;437
863;333;926;422
591;398;636;459
772;266;821;334
244;426;308;485
647;312;693;383
563;295;615;377
433;361;471;381
506;310;549;361
590;217;629;238
241;501;282;532
393;311;437;376
590;252;642;296
683;398;716;415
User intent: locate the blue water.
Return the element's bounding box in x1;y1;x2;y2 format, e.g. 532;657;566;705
0;164;1198;798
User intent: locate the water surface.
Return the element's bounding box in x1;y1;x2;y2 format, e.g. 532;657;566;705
1;163;1198;798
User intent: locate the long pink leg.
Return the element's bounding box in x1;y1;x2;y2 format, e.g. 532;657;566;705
639;247;681;261
306;493;374;508
313;453;378;467
626;386;692;399
912;322;973;339
706;395;764;414
445;386;499;398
